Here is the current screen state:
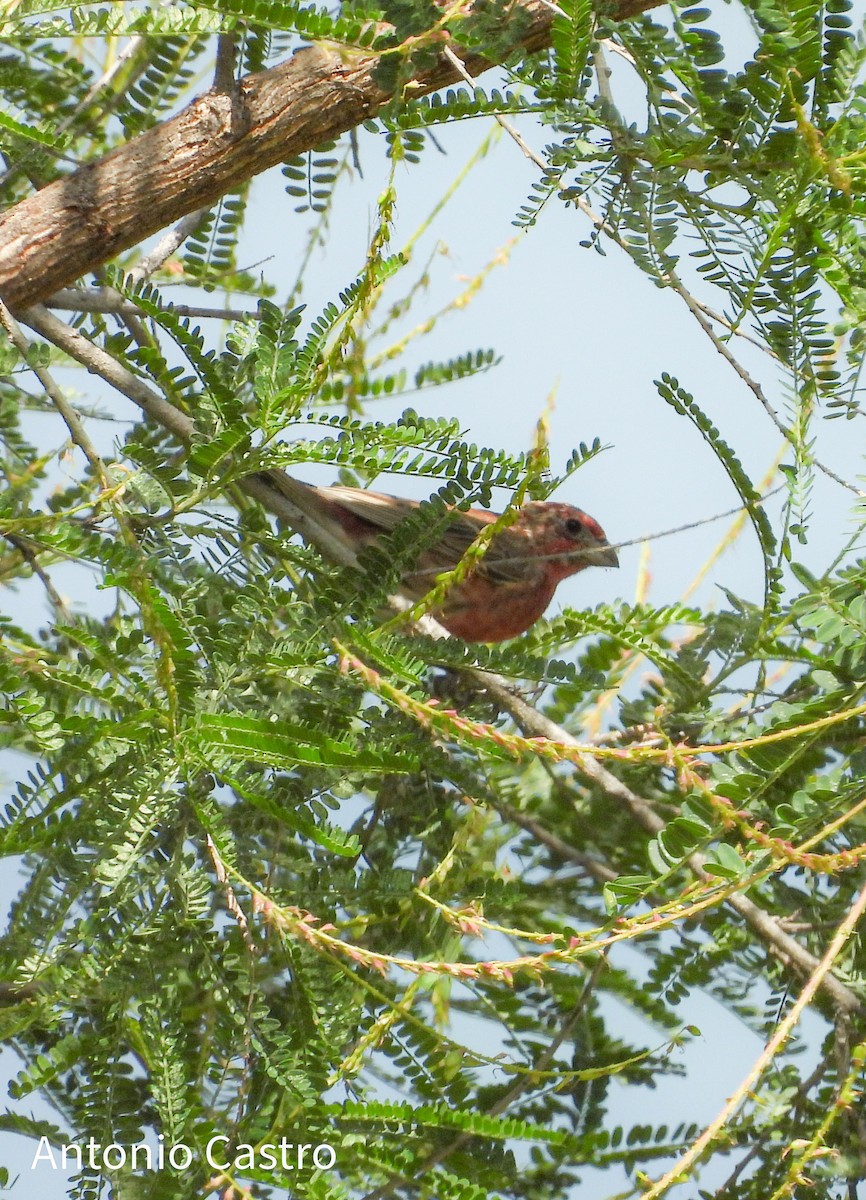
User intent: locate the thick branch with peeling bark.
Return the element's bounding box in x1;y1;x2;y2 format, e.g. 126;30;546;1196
0;0;660;311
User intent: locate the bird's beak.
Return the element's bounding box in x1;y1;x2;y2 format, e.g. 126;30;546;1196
592;543;619;568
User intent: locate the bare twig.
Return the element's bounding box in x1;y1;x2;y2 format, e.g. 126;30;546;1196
667;273;862;496
643;878;866;1199
442;46;552;172
213;34;238;95
47;207;220;370
0;299;109;485
470;672;863;1017
128;208;211;286
611;485;787;552
46;288;257;323
362;956;608;1200
690;297;781;361
20;305;195;442
441;45;630;247
667;275;791;437
493;796;617;883
598;36;637;67
592;42;616;113
2;532;70;620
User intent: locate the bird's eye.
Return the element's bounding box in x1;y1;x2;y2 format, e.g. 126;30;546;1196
565;517;584;537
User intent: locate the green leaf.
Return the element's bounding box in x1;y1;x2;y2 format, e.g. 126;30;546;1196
191;713;418;772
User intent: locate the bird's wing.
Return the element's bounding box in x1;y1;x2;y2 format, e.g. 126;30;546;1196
316;486;420;533
262;474;540;586
258;475;414;539
322;488;541;585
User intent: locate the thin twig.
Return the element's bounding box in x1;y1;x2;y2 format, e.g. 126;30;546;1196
667;273;862;496
213;33;238;94
612;484;788;551
20;305;195;441
592;42;616;113
493;796;617;883
441;45;613;250
667;275;791;438
471;671;863;1017
442;45;631;244
128;208;211;285
598;36;637;67
0;299;110;486
690;296;780;361
643;877;866;1199
441;45;547;173
361;956;608;1200
3;532;70;620
46;289;258;323
50;207;215;353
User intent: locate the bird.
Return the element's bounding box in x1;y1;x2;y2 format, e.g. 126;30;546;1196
261;471;618;642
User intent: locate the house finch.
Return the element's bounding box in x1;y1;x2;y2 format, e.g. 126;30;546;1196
263;472;618;642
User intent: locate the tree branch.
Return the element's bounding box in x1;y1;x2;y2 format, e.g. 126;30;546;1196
45;287;256;323
0;0;662;310
0;299;110;485
473;675;863;1016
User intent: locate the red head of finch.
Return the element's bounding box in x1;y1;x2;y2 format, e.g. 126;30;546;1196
265;473;618;642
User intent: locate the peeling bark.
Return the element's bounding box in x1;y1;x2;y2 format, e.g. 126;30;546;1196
0;0;661;310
